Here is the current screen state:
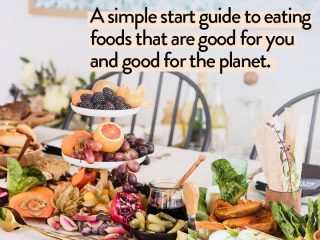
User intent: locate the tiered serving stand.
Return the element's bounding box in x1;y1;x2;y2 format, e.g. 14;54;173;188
62;104;145;170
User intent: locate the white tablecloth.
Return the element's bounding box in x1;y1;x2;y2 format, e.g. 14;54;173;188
0;130;305;239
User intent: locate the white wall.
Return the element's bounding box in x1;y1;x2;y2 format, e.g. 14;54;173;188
1;1;320;161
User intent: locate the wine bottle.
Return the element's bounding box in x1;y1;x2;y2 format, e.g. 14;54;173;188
210;76;228;152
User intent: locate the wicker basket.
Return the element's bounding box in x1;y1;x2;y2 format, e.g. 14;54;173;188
0;143;42;167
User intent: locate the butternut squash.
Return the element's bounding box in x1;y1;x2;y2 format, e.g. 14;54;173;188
9;186;54;218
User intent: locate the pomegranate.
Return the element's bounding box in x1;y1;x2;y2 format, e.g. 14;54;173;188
110;192;144;226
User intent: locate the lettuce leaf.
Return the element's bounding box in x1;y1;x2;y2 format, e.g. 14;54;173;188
305;199;315;240
211;159;248;205
7;157;46;196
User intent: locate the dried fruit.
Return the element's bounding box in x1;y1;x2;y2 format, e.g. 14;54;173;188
0;187;9;207
60;214;78;231
110;192;145;226
47;216;61;230
105;225;131;237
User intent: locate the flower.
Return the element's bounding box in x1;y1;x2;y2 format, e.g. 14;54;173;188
43;85;69;114
21;63;37;88
63;74;82;94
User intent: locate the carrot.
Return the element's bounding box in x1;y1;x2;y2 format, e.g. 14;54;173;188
9;186;54;218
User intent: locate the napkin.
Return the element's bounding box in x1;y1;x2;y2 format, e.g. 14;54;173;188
254;108;307;193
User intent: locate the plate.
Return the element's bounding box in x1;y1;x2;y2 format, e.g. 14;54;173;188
71;104;140;117
62;153;146;169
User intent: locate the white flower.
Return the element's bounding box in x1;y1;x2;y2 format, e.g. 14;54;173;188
21;63;37;88
63;74;83;94
43;85;69;114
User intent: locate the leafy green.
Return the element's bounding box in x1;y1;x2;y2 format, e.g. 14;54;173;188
305;199;315;240
7;157;46;196
315;198;320;230
196;187;208;221
211;159;248;205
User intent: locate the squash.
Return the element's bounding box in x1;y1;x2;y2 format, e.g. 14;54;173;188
215;200;262;220
196;221;225;230
9;186;54;218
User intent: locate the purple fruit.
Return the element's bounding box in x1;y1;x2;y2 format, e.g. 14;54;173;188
128;149;138;159
128;173;137;185
120;140;130;152
117;164;128;176
137;146;148;157
135;138;147;146
106;153;115;161
127;160;140;173
145;142;154;154
123;183;131;193
114;152;124;161
130;185;138;194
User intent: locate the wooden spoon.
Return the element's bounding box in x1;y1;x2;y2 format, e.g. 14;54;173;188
175;154;206;188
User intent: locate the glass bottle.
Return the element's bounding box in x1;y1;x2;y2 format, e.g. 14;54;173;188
210;77;228;152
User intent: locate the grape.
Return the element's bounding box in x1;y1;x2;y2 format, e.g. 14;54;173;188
134;182;143;191
120;140;130;152
117;164;128;176
137;146;148;157
84;149;95;164
135;138;147;146
87;140;103;152
127;160;140;173
145;143;154;154
128;149;138;159
128;173;137;185
123;183;131;193
106;153;115;161
128;138;136;148
74;151;85;160
94;152;103;162
114;152;124;161
130;185;138;194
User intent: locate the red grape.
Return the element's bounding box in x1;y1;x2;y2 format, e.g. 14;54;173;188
128;149;138;159
120;140;130;152
123;183;131;193
135;138;147;146
127;160;140;173
117;164;128;176
94;152;103;162
137;146;148;157
87;140;103;152
114;152;124;161
145;143;154;154
128;173;137;185
84;149;95;164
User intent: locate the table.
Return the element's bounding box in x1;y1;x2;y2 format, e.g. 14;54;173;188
0;144;302;239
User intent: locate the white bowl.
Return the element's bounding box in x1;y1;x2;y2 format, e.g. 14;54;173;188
71;104;140;118
62;153;146;169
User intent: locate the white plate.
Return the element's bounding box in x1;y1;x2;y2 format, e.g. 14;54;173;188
71;104;140;117
62;153;146;169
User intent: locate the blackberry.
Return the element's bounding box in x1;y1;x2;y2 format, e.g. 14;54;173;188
94;104;105;110
92;92;105;104
80;94;92;103
83;101;94;109
104;101;115;110
113;96;131;110
102;87;116;101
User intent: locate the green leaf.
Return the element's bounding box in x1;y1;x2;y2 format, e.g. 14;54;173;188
78;77;87;86
211;159;248;205
305;199;315;240
7;157;46;196
20;57;30;63
89;72;96;82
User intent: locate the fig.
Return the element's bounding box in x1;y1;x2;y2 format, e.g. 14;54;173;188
0;187;9;207
60;214;78;231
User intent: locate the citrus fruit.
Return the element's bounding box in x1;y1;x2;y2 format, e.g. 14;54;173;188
73;130;93;139
117;85;146;108
92;80;119;93
61;134;79;157
93;122;124;152
72;90;94;105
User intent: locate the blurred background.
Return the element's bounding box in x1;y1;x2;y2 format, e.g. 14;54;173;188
0;0;319;162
